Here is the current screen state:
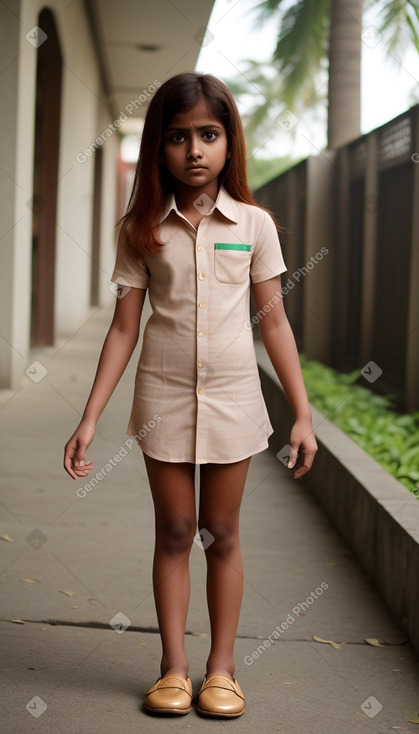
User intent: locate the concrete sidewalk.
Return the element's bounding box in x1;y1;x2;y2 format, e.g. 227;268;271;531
1;300;419;734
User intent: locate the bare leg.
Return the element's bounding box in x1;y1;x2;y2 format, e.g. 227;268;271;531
198;457;251;680
143;453;196;679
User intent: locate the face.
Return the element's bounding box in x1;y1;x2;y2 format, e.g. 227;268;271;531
161;96;229;190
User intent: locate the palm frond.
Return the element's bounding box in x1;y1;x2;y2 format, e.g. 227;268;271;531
255;0;293;20
224;56;326;162
367;0;419;56
255;0;331;109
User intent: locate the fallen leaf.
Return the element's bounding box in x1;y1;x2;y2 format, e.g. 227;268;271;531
0;534;13;542
392;669;407;673
138;642;147;646
87;598;99;605
312;634;347;649
408;715;419;724
20;578;41;584
10;618;25;624
105;707;113;712
365;638;385;647
191;632;208;637
59;590;74;597
71;605;79;609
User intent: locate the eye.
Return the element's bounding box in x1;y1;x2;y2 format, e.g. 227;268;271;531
203;131;217;141
171;133;185;143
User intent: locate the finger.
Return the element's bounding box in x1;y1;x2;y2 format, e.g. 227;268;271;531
73;445;88;468
73;460;93;475
287;445;299;469
64;449;93;479
64;456;78;480
293;447;317;479
64;442;78;477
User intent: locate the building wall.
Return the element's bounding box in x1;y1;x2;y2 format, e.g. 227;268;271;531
0;0;34;387
97;105;119;306
0;0;119;388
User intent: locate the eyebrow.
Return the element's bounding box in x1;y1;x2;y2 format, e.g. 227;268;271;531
166;124;223;132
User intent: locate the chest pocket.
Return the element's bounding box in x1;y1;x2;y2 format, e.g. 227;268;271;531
214;243;252;284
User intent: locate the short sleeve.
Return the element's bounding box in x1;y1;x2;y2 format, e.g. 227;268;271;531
110;225;149;289
250;211;287;284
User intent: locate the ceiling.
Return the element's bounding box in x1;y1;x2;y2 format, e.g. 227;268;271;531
87;0;215;132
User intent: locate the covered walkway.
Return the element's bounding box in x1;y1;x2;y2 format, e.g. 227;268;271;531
1;301;418;733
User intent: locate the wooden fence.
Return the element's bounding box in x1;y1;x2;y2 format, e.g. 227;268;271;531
255;105;419;411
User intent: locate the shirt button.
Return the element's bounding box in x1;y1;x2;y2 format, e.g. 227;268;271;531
197;361;203;368
197;245;204;252
197;389;205;395
198;331;205;337
198;272;206;281
199;302;206;309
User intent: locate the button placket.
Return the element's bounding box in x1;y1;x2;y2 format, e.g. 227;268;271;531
195;228;209;399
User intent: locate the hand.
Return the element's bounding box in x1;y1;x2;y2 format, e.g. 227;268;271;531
64;419;96;480
288;418;318;479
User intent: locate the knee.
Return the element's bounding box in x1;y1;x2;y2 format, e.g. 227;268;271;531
157;517;195;555
200;521;238;558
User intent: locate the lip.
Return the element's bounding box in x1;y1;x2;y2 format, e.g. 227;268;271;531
186;165;207;171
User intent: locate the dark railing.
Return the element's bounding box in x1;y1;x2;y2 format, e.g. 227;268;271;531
254;105;419;411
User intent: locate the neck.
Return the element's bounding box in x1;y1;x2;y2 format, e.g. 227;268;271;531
172;180;219;212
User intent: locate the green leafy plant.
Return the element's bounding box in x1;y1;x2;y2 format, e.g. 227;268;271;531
299;355;419;495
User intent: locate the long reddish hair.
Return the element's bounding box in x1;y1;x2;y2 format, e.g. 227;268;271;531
120;72;267;256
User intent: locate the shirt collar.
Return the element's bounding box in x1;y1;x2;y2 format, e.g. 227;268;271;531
159;185;239;224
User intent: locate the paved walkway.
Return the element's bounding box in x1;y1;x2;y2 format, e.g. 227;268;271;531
1;300;419;733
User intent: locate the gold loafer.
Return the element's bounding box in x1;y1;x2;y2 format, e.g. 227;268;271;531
144;673;192;715
196;675;245;717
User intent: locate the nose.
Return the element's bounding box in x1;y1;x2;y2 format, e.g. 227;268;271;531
187;132;202;160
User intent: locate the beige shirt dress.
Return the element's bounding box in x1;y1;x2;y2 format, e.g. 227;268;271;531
111;186;287;464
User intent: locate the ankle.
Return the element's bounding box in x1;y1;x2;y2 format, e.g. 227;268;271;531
161;667;190;679
205;658;235;681
161;658;189;679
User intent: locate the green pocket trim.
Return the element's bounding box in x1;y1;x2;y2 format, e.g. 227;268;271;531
214;243;251;251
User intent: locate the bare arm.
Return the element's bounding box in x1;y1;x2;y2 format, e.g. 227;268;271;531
64;286;147;479
252;275;317;478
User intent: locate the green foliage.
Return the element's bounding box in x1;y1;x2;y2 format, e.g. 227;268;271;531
255;0;419;110
224;57;323;188
299;354;419;494
367;0;419;57
256;0;331;109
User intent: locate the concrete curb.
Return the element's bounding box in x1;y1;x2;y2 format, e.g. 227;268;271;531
256;344;419;658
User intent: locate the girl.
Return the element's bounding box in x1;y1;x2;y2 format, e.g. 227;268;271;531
64;72;317;718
